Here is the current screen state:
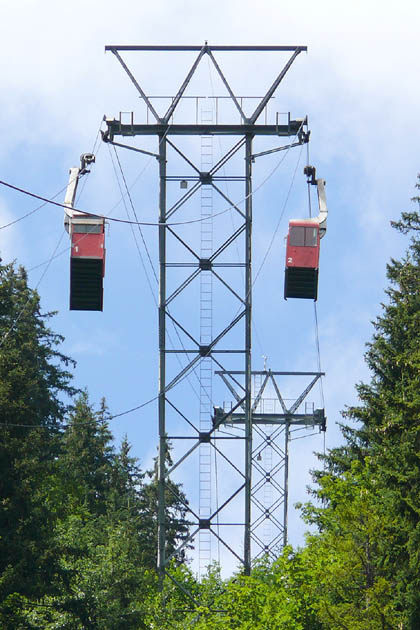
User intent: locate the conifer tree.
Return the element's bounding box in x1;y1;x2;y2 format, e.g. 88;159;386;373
60;393;115;516
305;177;420;627
0;259;76;624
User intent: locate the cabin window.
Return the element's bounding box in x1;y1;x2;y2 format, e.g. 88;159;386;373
73;224;102;234
289;225;318;247
305;227;318;246
289;226;305;246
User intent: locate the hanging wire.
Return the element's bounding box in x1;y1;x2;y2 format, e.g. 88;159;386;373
306;142;325;422
1;124;169;347
0;119;105;232
0;230;66;348
306;141;312;218
313;304;325;407
108;144;158;298
109;144;209;406
252;142;304;288
306;140;326;422
112;145;158;282
0;175;81;231
0;120;305;231
0;338;212;430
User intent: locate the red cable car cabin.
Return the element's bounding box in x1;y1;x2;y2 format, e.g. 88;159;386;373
64;155;105;311
284;220;320;300
70;218;105;311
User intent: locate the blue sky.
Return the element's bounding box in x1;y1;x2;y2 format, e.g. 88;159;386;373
1;0;419;574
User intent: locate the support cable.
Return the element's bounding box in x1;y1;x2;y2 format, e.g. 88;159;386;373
108;145;203;405
0;230;66;348
313;303;325;409
305;141;325;412
251;142;304;290
207;58;265;362
0;123;305;230
111;145;158;283
0;345;212;430
306;142;312;218
0;174;82;231
110;143;217;409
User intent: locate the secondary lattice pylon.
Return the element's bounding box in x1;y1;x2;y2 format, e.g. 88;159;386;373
215;369;326;562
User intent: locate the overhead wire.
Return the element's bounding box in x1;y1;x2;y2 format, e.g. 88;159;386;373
0;118;105;232
305;141;326;415
0;122;107;348
305;141;326;464
112;146;158;282
0;119;306;231
0;173;81;231
0;334;217;430
108;144;203;405
0;122;307;284
0;394;159;429
252;141;304;289
0;179;244;227
108;144;158;296
0;229;67;349
0;121;211;419
1;122;168;347
1;122;315;435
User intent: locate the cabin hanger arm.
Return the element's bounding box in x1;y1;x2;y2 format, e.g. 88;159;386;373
64;153;95;232
304;165;327;238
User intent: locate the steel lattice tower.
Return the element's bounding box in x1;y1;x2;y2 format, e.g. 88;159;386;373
102;44;317;589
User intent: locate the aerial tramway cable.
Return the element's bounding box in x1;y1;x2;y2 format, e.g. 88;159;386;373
108;144;204;405
0;123;306;231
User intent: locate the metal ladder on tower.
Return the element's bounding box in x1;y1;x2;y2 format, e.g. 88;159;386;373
199;100;214;576
252;371;274;555
262;400;274;550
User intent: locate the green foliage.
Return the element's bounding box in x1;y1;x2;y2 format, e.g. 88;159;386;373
210;551;321;630
302;179;420;629
139;445;191;568
47;396;191;629
0;260;77;624
0;259;191;627
59;393;115;517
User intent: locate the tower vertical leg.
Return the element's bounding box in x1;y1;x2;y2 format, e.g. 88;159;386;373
158;135;167;578
244;134;253;574
283;421;290;547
